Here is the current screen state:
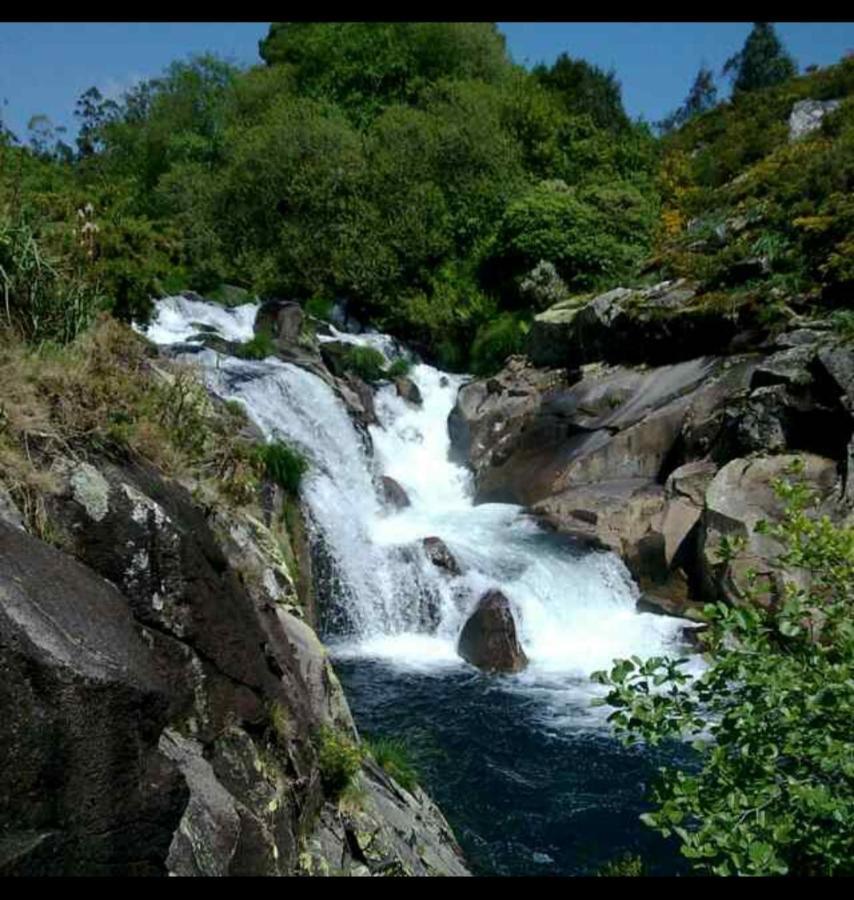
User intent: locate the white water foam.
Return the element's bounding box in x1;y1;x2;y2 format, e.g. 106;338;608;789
142;297;699;731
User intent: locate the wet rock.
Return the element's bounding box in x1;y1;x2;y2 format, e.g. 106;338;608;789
422;536;461;576
318;340;353;378
457;590;528;674
380;476;410;510
533;479;672;589
255;299;304;346
339;372;378;428
395;376;422;406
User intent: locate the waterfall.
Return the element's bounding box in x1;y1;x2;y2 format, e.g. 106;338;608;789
143;296;694;729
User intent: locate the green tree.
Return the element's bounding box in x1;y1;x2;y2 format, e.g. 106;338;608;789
723;23;798;94
258;22;511;126
74;86;120;158
657;65;718;134
483;178;654;301
533;53;630;133
592;463;854;876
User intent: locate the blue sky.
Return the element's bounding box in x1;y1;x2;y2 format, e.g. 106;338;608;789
2;22;853;140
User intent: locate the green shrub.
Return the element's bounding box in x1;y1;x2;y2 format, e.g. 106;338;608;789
316;726;364;799
363;734;420;793
341;345;386;383
237;331;276;360
592;460;854;876
386;357;412;379
830;309;854;340
469;312;528;376
255;440;308;495
0;205;106;344
595;853;646;876
304;295;335;321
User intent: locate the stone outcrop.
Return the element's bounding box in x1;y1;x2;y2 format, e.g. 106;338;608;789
788;98;842;141
457;591;528;674
526;279;760;370
422;537;462;576
699;453;845;607
0;520;188;876
452;298;854;619
380;475;411;510
0;451;469;876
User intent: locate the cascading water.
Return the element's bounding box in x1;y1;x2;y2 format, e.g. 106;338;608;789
142;295;698;874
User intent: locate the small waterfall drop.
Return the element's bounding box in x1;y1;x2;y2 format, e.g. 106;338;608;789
143;296;693;730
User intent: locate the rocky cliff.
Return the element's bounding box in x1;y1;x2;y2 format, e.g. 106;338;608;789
449;280;854;617
0;304;469;877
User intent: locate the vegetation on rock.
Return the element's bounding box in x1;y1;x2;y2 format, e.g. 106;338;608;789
593;462;854;876
316;725;365;800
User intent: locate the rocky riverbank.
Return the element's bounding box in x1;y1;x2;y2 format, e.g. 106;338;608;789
0;299;469;877
449;280;854;618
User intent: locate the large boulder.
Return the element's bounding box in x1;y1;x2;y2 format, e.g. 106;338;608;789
465;355;721;507
0;520;188;876
526;279;757;369
533;478;673;592
422;536;462;576
457;590;528;674
255;299;304;347
789;98;842;141
699;453;844;607
380;475;411;510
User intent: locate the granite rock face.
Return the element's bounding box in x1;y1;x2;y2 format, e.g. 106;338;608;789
0;451;470;876
450;301;854;619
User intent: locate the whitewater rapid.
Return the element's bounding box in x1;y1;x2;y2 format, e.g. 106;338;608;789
143;295;695;731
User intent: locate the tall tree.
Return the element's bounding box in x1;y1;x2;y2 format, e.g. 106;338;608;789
723;22;797;94
74;86;120;158
258;23;512;126
657;64;718;133
532;53;630;133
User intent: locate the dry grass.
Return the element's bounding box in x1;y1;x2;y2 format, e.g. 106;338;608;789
0;314;262;532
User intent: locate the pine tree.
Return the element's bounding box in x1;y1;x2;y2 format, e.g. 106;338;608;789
723;22;797;94
657;64;718;133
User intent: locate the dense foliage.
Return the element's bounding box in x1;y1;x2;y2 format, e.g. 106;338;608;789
724;23;798;95
593;462;854;876
2;22;851;375
0;23;659;371
654;53;854;321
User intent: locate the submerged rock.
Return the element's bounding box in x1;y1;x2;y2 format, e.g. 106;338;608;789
457;590;528;674
381;475;411;510
422;536;461;576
